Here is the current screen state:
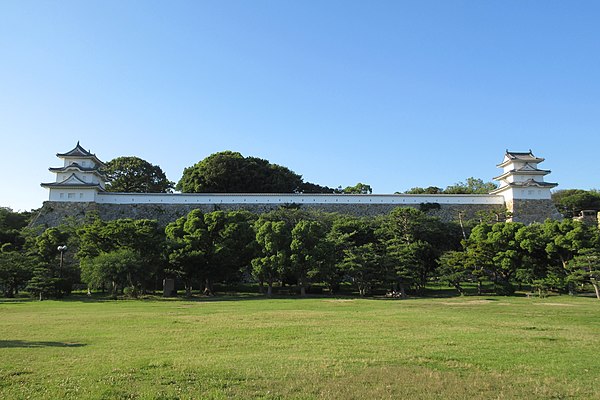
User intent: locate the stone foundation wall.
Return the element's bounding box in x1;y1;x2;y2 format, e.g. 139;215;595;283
31;201;508;228
506;199;563;224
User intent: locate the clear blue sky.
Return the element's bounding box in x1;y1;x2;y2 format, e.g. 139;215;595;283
2;1;599;211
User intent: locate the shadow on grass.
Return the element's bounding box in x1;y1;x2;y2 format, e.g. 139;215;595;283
0;340;86;348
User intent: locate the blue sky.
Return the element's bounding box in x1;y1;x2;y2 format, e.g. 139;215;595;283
1;1;599;211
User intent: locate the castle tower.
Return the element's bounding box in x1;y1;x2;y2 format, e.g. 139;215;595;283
490;150;560;223
41;142;106;202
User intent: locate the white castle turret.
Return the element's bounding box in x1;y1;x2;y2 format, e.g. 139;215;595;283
490;150;559;222
491;150;557;200
41;142;107;202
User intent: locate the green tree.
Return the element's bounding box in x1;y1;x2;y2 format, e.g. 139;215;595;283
297;182;337;194
26;265;59;301
378;207;460;295
403;186;443;194
214;210;257;283
29;225;79;298
0;207;32;249
542;219;595;294
165;209;256;296
290;220;329;296
551;189;600;218
444;177;498;194
340;242;385;296
105;156;174;193
202;210;257;294
516;223;555;286
568;248;600;299
326;216;376;294
437;250;471;295
343;183;373;194
80;249;143;298
78;218;165;292
464;222;526;295
177;151;335;194
177;151;304;193
165;210;209;297
0;249;34;297
252;220;291;296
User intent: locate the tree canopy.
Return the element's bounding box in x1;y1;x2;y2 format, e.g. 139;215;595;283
342;183;373;194
176;151;334;193
105;156;174;193
0;207;32;250
552;189;600;218
404;177;497;195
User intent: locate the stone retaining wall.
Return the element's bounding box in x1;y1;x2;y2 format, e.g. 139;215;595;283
507;199;563;224
31;201;508;228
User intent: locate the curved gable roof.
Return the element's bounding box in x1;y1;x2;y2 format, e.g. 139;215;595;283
56;142;105;166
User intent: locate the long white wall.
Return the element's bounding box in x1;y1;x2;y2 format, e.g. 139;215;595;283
95;193;505;205
49;188;98;202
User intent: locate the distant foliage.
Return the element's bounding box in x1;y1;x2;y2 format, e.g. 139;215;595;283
404;186;444;194
342;183;373;194
552;189;600;218
105;156;174;193
443;177;498;194
404;178;497;195
0;207;32;250
177;151;335;193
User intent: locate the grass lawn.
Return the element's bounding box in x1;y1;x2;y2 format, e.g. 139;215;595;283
1;294;599;399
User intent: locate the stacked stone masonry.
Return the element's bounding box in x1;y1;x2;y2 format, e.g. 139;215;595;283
32;201;509;228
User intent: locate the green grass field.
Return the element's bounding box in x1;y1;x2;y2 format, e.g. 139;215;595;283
1;294;599;399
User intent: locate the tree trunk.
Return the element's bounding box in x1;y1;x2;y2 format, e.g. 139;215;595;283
477;280;482;296
111;281;118;299
203;278;213;296
453;282;464;296
184;282;192;298
399;283;407;299
299;274;306;297
267;281;273;297
592;280;600;300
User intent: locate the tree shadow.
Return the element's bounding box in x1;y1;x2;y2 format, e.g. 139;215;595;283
0;340;86;348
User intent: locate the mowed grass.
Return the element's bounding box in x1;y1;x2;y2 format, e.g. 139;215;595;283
1;295;599;399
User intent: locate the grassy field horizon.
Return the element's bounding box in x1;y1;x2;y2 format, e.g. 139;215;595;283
1;294;599;399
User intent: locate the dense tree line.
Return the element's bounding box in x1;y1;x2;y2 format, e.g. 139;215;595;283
404;177;499;195
551;189;600;218
1;205;600;300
